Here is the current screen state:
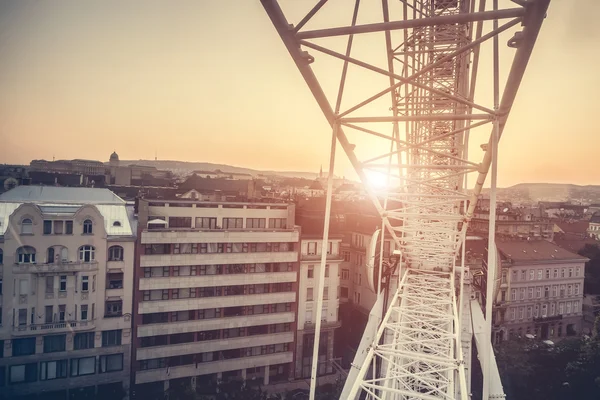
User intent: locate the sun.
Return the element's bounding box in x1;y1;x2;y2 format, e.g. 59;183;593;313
366;171;389;189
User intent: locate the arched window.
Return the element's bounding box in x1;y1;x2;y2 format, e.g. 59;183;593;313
83;219;93;234
108;246;124;261
112;221;122;227
17;246;36;264
21;218;33;234
79;245;95;262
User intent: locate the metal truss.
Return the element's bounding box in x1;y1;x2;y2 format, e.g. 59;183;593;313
261;0;550;398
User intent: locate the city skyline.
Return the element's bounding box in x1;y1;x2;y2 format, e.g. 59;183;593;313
1;1;599;188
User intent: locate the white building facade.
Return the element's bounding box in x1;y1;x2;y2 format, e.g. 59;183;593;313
295;235;342;378
133;198;300;397
0;187;134;399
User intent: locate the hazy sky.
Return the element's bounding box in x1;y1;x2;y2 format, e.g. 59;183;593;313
0;0;598;187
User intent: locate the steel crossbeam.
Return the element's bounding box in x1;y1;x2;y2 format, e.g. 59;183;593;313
261;0;551;398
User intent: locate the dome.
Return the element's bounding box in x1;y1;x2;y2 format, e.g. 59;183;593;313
110;151;119;162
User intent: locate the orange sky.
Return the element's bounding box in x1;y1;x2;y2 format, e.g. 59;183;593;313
0;0;598;187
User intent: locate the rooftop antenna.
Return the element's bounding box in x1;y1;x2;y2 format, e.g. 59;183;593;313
155;150;157;161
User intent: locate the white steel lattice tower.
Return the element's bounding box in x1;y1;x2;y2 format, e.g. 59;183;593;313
261;0;551;399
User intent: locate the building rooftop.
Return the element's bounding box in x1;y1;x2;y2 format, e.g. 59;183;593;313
496;240;587;263
0;187;133;237
0;186;125;204
590;213;600;224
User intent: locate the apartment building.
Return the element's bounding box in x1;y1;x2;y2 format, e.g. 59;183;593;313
493;240;587;342
295;235;342;378
132;198;299;397
0;186;134;399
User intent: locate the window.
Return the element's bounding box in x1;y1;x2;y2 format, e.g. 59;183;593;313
59;276;67;292
519;307;524;319
108;246;123;261
17;246;36;263
100;354;123;373
511;289;516;301
246;218;266;229
545;269;550;279
107;273;123;289
40;359;68;381
21;218;33;234
46;276;54;294
79;246;95;262
70;357;95;377
568;268;573;278
222;218;243;229
59;305;66;322
341;269;349;280
544;287;549;298
105;300;122;317
510;308;515;320
81;305;88;320
529;270;535;280
536;287;541;298
65;221;73;234
568;285;573;296
9;363;37;384
527;287;533;299
574;301;580;313
308;266;314;279
550;303;556;316
542;304;548;317
168;217;192;228
553;269;558;278
53;220;63;234
12;337;36;356
576;267;581;277
83;219;93;234
537;269;542;280
81;276;89;292
145;244;169;254
307;242;317;255
102;330;122;347
0;249;2;265
113;221;122;227
552;285;557;297
43;335;66;353
43;220;52;234
519;288;525;300
269;218;287;229
575;284;580;295
307;288;314;301
559;302;564;315
527;306;532;319
323;287;329;300
45;305;53;323
196;217;217;229
74;333;95;350
561;269;565;278
17;309;27;327
325;265;330;277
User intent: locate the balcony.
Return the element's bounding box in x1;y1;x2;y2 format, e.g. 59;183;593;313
533;315;563;323
137;331;294;360
139;272;297;290
141;229;299;244
140;252;298;268
12;261;99;274
138;292;296;314
303;321;342;331
137;312;295;337
135;352;294;384
12;320;95;336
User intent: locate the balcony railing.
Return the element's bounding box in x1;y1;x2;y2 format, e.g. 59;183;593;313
12;261;99;274
13;320;95;335
304;320;342;331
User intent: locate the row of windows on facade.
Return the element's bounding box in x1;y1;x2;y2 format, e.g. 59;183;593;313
508;300;581;320
143;242;293;255
508;322;577;340
142;263;294;278
3;353;123;385
7;330;122;358
138;343;291;371
508;283;582;301
14;273;123;297
305;286;334;301
139;323;292;348
305;241;336;256
11;245;124;264
15;301;123;326
508;266;582;282
140;303;293;324
20;218;121;235
141;283;294;301
155;217;288;230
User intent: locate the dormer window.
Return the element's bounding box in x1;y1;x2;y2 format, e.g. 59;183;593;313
83;219;93;234
113;221;122;227
21;218;33;235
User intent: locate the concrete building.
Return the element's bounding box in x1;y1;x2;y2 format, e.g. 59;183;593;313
469;204;554;241
586;213;600;240
132;198;300;397
295;235;342;378
0;186;135;399
492;240;588;343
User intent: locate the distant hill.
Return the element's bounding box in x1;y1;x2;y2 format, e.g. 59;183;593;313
483;183;600;204
120;160;319;180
